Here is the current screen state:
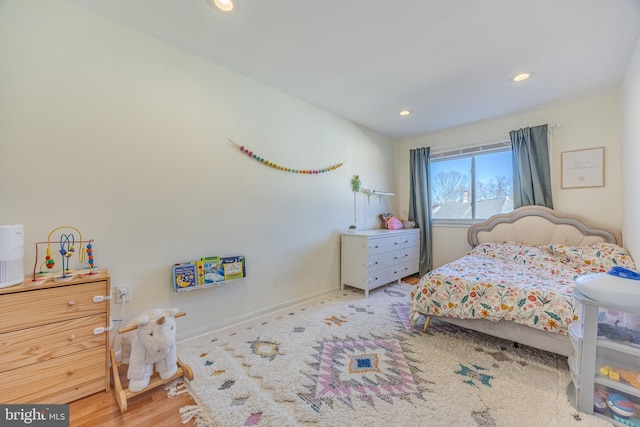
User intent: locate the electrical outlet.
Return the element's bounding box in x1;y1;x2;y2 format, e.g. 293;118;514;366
115;285;130;304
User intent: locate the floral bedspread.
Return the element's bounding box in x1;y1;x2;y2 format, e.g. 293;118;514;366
410;242;636;335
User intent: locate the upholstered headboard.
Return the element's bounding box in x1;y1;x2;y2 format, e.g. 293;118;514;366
468;206;620;246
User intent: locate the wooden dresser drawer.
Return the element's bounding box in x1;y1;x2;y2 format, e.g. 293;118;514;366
0;346;106;404
0;281;108;334
0;270;110;403
0;314;107;372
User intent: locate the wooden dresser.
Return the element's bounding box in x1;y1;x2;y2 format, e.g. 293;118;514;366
341;229;420;296
0;270;111;403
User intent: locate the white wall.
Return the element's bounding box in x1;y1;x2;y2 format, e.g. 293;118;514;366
621;35;640;261
395;92;624;268
0;0;397;340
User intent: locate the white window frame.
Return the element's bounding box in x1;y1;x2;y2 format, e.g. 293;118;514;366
431;141;512;226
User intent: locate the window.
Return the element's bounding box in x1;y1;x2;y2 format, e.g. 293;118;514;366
431;143;513;221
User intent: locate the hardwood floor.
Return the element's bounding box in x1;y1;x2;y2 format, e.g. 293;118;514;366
69;364;198;427
402;274;420;285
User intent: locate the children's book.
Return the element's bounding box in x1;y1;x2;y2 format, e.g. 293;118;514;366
173;263;198;291
172;255;245;292
221;256;246;281
202;256;224;284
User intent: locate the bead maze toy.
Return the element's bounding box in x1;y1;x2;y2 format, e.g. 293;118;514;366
31;226;98;283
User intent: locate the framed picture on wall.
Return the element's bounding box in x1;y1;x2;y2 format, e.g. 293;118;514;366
561;147;604;188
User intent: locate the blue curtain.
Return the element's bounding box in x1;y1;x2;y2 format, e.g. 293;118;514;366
409;147;432;276
510;124;553;209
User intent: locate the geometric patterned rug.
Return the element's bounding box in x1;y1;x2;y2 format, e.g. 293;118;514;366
174;283;610;427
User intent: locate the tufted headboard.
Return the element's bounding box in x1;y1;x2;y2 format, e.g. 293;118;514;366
468;206;620;247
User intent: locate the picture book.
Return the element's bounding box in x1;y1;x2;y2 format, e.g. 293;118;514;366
202;256;224;284
172;255;245;292
221;256;246;281
173;263;198;291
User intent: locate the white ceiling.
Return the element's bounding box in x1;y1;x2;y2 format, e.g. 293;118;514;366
67;0;640;138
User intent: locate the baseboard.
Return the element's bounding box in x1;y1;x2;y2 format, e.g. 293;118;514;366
178;286;338;343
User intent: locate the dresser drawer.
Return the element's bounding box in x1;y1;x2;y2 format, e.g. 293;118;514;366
366;237;399;255
399;232;420;248
394;259;419;281
393;249;415;264
0;313;107;372
366;252;396;272
0;346;106;404
0;281;108;334
365;269;394;289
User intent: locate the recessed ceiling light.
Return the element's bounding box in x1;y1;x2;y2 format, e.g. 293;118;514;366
513;72;532;82
208;0;234;12
399;109;412;116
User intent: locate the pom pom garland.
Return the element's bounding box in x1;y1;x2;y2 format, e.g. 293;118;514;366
230;139;344;174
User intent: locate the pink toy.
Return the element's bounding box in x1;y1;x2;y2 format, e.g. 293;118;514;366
386;216;403;230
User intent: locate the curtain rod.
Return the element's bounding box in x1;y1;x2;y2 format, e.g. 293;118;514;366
429;123;561;156
430;139;510;156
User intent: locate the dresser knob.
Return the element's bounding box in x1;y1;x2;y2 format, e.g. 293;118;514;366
66;369;75;376
67;301;75;306
68;334;75;342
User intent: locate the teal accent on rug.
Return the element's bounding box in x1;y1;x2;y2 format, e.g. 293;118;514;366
455;364;494;387
176;284;611;427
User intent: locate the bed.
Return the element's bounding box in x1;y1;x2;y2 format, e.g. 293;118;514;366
409;206;636;356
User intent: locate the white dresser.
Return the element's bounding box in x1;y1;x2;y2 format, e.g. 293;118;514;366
341;228;420;296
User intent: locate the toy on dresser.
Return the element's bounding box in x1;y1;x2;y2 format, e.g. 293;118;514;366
120;308;180;392
30;226;99;283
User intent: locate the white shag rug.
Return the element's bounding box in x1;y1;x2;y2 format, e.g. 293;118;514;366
175;283;610;427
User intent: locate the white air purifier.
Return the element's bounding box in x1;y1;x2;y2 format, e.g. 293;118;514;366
0;224;24;288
